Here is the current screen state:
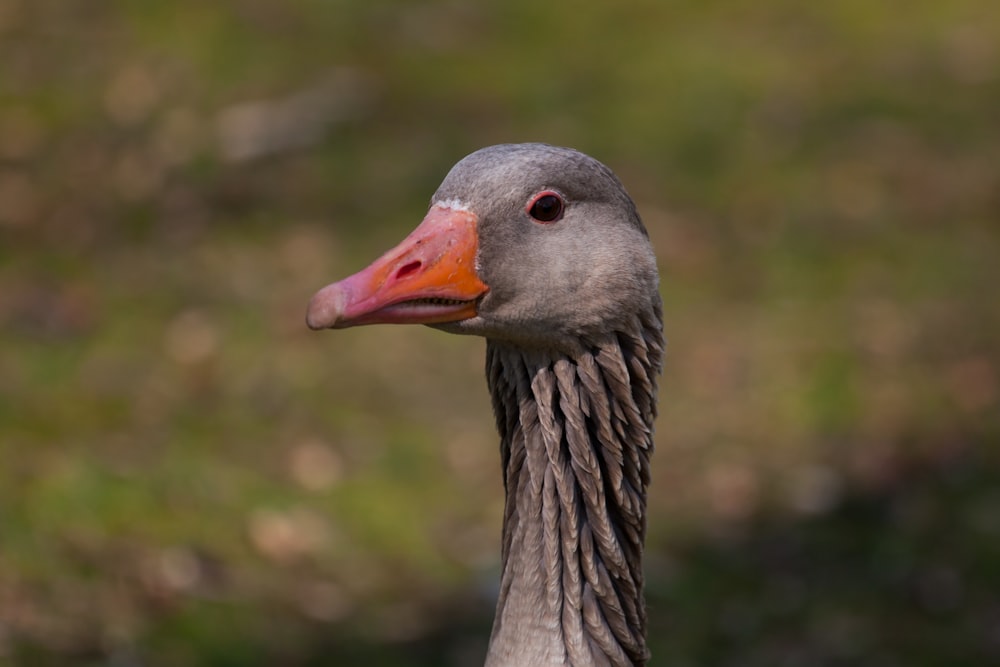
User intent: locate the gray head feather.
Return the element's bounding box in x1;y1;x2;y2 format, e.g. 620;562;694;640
432;144;659;353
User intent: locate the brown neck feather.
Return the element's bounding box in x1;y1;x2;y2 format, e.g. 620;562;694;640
483;302;663;667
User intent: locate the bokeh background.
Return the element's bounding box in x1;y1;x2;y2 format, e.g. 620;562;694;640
2;0;999;665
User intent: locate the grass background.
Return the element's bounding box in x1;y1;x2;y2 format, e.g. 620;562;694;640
2;0;999;664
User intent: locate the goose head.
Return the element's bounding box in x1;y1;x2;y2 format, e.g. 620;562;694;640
306;143;658;350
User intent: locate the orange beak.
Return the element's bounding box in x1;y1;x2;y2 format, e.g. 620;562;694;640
306;206;488;330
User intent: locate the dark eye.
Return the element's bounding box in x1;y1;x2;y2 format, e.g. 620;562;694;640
527;192;564;223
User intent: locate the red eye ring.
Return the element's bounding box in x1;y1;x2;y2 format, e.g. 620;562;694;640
526;191;565;223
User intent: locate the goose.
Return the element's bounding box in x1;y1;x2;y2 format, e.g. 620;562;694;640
307;143;663;666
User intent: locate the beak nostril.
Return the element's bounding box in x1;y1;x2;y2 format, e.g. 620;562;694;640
395;261;422;280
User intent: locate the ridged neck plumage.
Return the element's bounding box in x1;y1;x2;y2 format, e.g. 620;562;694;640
482;301;663;667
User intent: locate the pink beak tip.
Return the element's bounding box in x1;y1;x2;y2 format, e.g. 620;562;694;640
306;283;347;330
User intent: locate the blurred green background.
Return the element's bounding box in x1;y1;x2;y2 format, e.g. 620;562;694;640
2;0;999;665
